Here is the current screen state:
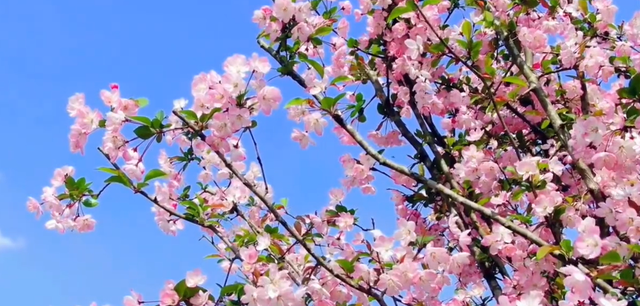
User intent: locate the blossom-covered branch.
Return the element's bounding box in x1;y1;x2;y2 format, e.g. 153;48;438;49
25;1;640;306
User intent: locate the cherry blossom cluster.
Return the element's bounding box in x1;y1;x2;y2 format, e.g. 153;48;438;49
25;0;640;306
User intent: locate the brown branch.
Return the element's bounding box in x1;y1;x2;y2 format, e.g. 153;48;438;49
499;32;605;203
257;38;615;295
577;70;591;115
356;60;437;174
96;148;242;261
330;105;616;296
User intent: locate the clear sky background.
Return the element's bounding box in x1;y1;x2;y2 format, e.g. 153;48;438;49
0;1;399;306
0;1;638;306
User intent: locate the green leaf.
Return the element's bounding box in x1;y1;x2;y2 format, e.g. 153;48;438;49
180;200;199;212
418;163;425;177
150;118;163;130
82;198;99;208
560;239;573;255
416;235;436;246
250;120;258;129
174;280;211;300
483;11;494;23
387;4;416;23
264;225;279;235
331;76;352;85
370;43;383;55
219;283;245;299
179;110;199;121
429;43;446;54
629;244;640;254
512;188;526;201
199;108;221;124
313;26;333;37
471;41;482;61
422;0;441;6
596;272;619;281
280;198;289;207
536;245;559;261
599;250;623;265
629;73;640;97
285;98;309;109
98;119;106;128
335;259;355;274
144;169;168;183
461;20;472;40
502;76;528;87
134;98;149;108
104;175;131;188
76;177;87;187
541;119;550;129
133;125;156;140
325;210;338;218
204;254;221;260
156;110;165;121
578;0;588;14
542;59;553;72
65;176;76;191
300;58;325;78
617;87;634;99
128;116;152;125
310;37;322;46
456;39;468;50
619;268;635;282
97;167;119;175
477;198;490;206
626;106;640;123
321;97;337;111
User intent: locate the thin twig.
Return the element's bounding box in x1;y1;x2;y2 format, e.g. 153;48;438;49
96;147;242;261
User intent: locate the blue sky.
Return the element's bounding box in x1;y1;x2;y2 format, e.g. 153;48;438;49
0;1;638;306
0;1;400;306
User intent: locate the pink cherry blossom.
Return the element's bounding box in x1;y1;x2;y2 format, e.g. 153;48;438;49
185;269;207;288
26;1;640;306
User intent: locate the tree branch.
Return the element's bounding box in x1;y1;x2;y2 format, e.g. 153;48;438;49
172;111;389;306
499;31;605;205
96;148;242;261
257;37;615;295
